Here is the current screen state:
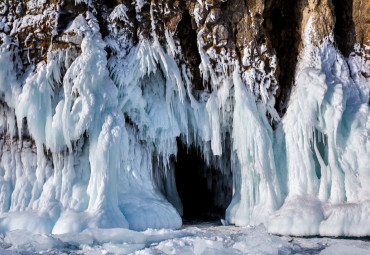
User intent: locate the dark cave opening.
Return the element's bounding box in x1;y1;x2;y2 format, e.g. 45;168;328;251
174;139;232;222
332;0;355;57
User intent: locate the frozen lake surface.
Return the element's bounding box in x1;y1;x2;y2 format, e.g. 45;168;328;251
0;222;369;255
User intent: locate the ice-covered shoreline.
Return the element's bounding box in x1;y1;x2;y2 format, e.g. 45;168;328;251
0;223;369;255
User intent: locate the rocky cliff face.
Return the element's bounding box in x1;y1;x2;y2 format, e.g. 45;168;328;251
0;0;369;236
1;0;368;112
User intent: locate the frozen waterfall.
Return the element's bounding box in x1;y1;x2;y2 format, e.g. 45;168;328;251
0;7;369;237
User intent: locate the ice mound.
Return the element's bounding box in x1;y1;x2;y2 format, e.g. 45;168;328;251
268;196;324;236
319;202;370;237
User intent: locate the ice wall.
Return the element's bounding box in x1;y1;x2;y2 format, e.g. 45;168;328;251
269;17;370;236
0;4;369;237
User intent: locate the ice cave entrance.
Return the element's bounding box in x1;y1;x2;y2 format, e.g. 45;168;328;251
174;139;233;222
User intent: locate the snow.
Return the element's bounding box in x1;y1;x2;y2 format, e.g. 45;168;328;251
135;0;147;10
320;244;370;255
0;223;369;254
0;3;8;16
0;1;369;240
109;4;130;23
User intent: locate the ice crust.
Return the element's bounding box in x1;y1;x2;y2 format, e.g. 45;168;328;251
0;224;369;255
0;6;369;237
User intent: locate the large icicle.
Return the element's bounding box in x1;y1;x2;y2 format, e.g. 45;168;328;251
226;69;281;226
269;16;370;236
52;12;130;233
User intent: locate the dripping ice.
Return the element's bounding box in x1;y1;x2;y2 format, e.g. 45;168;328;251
0;4;368;238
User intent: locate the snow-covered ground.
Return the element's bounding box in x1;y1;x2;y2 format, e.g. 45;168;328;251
0;222;369;255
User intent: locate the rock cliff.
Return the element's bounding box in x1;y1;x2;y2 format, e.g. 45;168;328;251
1;0;368;112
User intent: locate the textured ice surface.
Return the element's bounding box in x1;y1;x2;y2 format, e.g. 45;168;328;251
0;223;369;255
0;6;369;237
268;17;370;237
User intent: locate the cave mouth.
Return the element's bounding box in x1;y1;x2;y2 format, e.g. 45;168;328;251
174;139;232;222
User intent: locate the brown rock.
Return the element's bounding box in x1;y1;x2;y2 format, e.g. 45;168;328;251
212;24;228;47
205;8;221;25
1;0;367;116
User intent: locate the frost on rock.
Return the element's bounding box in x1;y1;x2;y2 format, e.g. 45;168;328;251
0;1;369;238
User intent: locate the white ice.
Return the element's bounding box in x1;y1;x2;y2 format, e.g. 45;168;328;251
0;3;369;238
0;223;369;255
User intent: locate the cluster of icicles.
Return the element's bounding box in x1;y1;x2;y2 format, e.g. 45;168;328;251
0;7;369;237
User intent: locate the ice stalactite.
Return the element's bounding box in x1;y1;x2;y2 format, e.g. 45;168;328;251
55;12;130;233
269;16;370;236
226;69;281;226
0;12;131;234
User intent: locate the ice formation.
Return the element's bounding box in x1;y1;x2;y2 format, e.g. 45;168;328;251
0;2;369;238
